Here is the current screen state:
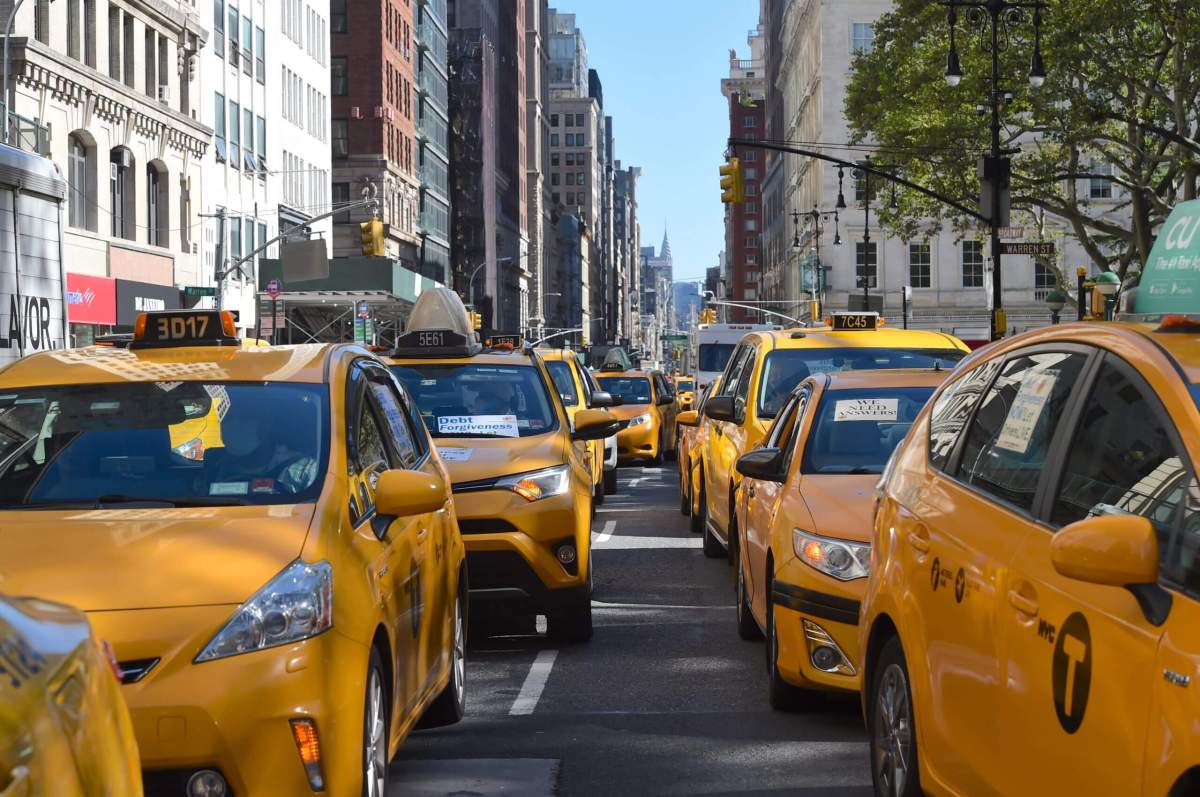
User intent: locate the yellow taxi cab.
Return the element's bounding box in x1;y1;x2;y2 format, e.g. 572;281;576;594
696;312;969;559
0;309;467;797
1;593;142;796
676;377;720;517
596;368;679;465
674;374;697;412
540;347;622;500
731;369;948;712
388;290;619;642
860;315;1200;797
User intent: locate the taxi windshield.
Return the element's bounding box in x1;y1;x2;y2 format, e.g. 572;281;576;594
758;347;966;418
677;379;695;392
699;343;735;373
0;382;328;508
597;376;652;404
801;387;936;475
391;363;558;438
545;361;579;407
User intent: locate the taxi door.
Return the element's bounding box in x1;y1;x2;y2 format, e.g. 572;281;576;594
652;372;678;446
347;362;422;722
706;345;756;535
999;355;1185;795
574;359;603;485
365;365;448;692
904;349;1086;794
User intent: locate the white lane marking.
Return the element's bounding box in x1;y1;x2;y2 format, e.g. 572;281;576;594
627;477;641;488
592;600;734;610
509;650;558;716
596;506;680;513
595;520;616;543
594;535;703;549
642;467;662;475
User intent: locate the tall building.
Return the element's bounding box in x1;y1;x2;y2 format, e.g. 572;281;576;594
760;0;790;315
330;0;419;272
547;9;586;98
5;0;210;342
416;0;453;283
614;162;641;345
721;28;765;323
203;0;333;331
525;0;550;337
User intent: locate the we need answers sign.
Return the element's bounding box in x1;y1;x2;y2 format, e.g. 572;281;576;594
1137;199;1200;314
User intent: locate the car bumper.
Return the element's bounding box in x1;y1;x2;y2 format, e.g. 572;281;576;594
616;422;657;459
90;608;369;797
771;564;864;694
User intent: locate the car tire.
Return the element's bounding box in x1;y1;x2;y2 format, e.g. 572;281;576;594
593;478;605;506
869;636;922;797
679;469;691;516
765;579;819;712
604;467;618;495
665;433;678;461
690;471;706;534
417;591;467;729
649;440;663;467
361;647;390;797
548;574;593;643
735;545;762;641
702;515;724;559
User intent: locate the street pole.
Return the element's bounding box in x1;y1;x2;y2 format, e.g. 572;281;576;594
213;207;227;312
1076;266;1086;321
859;157;872;311
902;286;910;329
988;8;1003;341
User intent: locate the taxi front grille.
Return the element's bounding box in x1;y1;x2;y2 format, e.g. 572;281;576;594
117;658;159;684
458;519;518;535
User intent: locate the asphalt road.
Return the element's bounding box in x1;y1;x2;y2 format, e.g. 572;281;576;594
392;463;873;796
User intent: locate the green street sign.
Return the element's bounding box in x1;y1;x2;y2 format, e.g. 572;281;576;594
662;334;688;341
1137;199;1200;314
183;286;216;298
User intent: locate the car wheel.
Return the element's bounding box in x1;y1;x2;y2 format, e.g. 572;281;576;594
690;472;706;535
735;544;762;640
649;439;663;467
665;432;678;461
593;477;605;505
702;514;724;559
870;636;921;797
679;460;691;516
417;591;467;728
604;467;618;495
765;577;818;712
548;569;593;643
362;648;389;797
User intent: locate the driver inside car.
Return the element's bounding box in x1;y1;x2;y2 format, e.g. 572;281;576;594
211;406;318;494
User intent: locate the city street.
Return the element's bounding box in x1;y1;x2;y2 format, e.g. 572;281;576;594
394;465;872;796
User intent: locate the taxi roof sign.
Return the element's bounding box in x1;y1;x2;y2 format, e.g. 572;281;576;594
129;310;239;349
829;311;882;331
393;287;483;358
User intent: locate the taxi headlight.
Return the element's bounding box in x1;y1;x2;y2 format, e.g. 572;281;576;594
628;413;653;427
195;560;333;662
792;529;870;581
497;465;571;502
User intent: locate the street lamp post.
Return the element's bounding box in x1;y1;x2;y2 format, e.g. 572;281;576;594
792;206;841;323
943;0;1047;341
1095;271;1120;320
1045;288;1067;324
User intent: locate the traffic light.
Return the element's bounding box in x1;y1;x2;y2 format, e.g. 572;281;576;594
468;310;482;330
359;218;386;257
719;157;743;204
699;307;717;324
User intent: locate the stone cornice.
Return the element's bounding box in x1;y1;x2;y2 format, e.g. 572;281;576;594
11;38;212;158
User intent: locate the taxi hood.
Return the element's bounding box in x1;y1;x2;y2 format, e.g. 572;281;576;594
0;504;315;611
606;403;653;421
436;433;566;485
798;475;878;543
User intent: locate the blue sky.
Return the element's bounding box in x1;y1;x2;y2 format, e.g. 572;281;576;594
567;0;759;282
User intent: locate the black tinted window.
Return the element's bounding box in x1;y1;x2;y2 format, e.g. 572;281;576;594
802;387;935;475
367;378;419;469
928;358;1002;471
546;361;579;406
699;343;735;373
957;352;1087;513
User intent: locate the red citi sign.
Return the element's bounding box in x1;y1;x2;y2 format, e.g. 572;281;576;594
65;273;117;325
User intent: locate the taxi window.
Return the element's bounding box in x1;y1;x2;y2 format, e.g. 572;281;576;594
391;363;558;438
1051;359;1193;564
757;347;967;418
699;343;736;373
956;351;1088;514
802;387;935;475
0;382;328;507
597;376;652;404
719;345;755;399
546;360;579;407
927;358;1003;472
367;378;420;469
575;357;596;405
677;379;695;392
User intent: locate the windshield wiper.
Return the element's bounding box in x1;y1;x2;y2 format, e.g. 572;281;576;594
94;494;252;507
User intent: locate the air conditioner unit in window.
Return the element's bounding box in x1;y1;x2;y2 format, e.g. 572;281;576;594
350;106;362;119
157;84;170;102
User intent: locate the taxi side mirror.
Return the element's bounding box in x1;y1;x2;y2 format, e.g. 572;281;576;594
572;408;621;441
1051;514;1171;625
736;448;786;483
589;391;620;408
657;393;675;407
676;410;700;427
374;469;447;518
704;396;736;423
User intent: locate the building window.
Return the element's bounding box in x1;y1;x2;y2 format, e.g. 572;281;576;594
564;173;573;186
565;114;574;127
332;182;350;222
243;109;254;171
856;241;878;288
550;114;559;127
551;192;560;205
745;167;757;179
144;30;156;100
229;217;241;261
331;57;348;95
67;132;95;231
962;240;984;287
575;113;583;126
745;184;758;197
550;133;559;146
214;0;224;56
743;116;756;128
332;119;348;158
146;163;167;247
109;147;134;240
855;173;866;202
744;151;757;162
180;175;191;253
241;15;252;76
1034;261;1057;300
34;0;49;43
255;27;266;82
258;222;268;257
742;202;757;214
331;0;346;32
67;0;81;58
852;22;875;55
256;116;267;170
83;0;96;66
108;7;120;79
550;153;559;166
909;242;931;288
1089;160;1113;199
551;173;560;186
123;13;134;87
214;93;227;161
227;5;239;62
746;236;758;249
229;100;240;168
576;171;585;185
566;192;575;205
744;219;757;231
576;131;586;145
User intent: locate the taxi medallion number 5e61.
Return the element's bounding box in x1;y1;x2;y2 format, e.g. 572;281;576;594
419;331;445;347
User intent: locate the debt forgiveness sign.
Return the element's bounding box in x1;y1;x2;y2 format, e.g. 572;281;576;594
1137;199;1200;314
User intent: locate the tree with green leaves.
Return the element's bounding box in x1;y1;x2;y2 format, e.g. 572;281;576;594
845;0;1200;284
